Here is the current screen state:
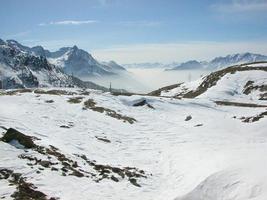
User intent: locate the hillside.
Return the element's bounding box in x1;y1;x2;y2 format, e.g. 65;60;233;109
0;62;267;199
152;61;267;103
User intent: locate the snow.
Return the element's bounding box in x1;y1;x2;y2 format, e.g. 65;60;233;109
162;62;267;103
161;78;203;97
198;70;267;103
0;87;267;200
243;62;267;68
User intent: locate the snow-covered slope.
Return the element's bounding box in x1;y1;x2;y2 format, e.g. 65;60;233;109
158;62;267;103
0;85;266;199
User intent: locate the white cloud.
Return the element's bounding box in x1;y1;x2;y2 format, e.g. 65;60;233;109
92;41;267;63
39;20;98;26
212;0;267;13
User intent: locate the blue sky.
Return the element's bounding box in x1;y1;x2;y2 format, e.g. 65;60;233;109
1;0;267;63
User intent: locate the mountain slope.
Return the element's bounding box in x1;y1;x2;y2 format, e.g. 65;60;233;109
167;60;204;70
151;61;267;103
3;39;126;78
102;61;126;72
209;52;267;69
0;39;114;91
0;84;266;199
47;46;117;77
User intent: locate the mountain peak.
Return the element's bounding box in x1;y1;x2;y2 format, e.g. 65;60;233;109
6;39;19;45
72;45;78;50
0;38;5;45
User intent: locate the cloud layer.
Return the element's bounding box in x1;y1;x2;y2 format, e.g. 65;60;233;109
39;20;98;26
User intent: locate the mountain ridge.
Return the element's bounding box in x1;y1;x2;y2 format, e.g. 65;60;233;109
168;52;267;71
3;39;126;78
0;39;125;92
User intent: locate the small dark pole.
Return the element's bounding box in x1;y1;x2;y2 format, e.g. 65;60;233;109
109;82;112;93
0;72;3;89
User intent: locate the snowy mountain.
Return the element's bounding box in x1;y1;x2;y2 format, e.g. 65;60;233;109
166;60;204;70
3;39;126;78
48;46;125;77
0;39;120;91
0;62;266;199
101;61;126;72
209;52;267;69
169;53;267;70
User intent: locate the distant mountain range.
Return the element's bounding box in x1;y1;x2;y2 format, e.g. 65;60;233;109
168;53;267;71
123;53;267;71
123;62;180;69
4;39;126;77
0;38;125;90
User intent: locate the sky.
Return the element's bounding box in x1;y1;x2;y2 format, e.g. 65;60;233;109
1;0;267;63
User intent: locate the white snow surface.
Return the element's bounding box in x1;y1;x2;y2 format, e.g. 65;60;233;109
0;88;267;200
161;62;267;103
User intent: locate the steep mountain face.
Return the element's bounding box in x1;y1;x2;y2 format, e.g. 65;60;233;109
102;61;126;72
48;46;120;77
2;39;126;78
0;39;111;90
169;53;267;70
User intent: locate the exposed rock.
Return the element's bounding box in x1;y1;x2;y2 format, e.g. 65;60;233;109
185;115;192;121
239;111;267;123
76;154;147;186
95;136;111;143
243;80;267;98
148;83;183;96
133;99;154;109
1;128;36;148
34;89;77;96
111;175;119;182
67;96;84;104
0;168;57;200
215;101;267;107
45;100;54;103
129;178;141;187
83;99;137;124
39;161;51;168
